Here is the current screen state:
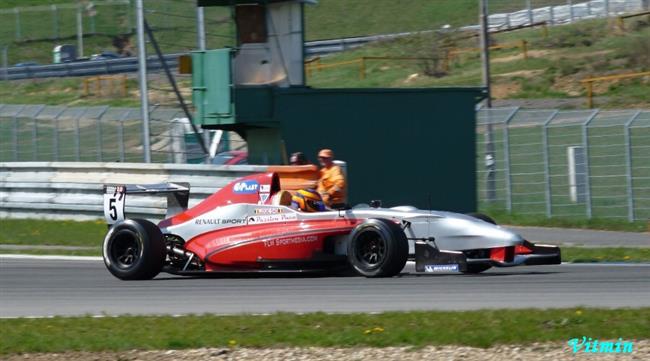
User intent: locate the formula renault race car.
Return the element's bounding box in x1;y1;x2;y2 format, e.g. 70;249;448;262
102;172;561;280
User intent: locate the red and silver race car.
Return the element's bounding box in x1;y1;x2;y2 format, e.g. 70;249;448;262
102;172;561;280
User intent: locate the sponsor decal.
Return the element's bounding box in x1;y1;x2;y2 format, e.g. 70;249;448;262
259;193;270;204
260;184;271;192
233;180;259;194
254;208;284;214
568;336;634;354
264;235;319;247
195;218;246;225
247;213;298;224
424;264;459;272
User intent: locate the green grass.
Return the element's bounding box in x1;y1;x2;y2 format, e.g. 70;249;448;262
482;209;649;233
0;218;106;247
0;248;100;256
1;308;649;355
562;247;650;263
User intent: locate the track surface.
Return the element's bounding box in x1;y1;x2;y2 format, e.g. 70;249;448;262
1;258;649;318
508;226;649;247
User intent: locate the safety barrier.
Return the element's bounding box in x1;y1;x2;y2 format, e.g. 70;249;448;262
82;75;128;97
580;71;650;108
0;162;331;221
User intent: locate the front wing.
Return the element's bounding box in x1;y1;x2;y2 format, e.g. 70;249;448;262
414;240;561;273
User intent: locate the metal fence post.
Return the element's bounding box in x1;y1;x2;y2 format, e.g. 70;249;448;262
118;111;129;162
136;0;151;163
604;0;609;17
77;5;84;58
526;0;533;25
31;105;46;161
12;105;26;161
567;0;574;23
549;5;555;25
503;107;519;213
52;5;59;40
14;8;21;41
96;106;110;161
2;45;8;81
582;109;599;219
51;107;67;161
542;110;559;218
624;111;641;222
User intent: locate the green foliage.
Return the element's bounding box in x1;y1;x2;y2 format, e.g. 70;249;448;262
1;308;649;354
0;218;106;247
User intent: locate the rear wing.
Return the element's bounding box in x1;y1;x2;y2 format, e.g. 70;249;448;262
103;183;190;225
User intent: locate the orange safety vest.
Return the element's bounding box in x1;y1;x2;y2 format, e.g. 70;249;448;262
317;165;346;206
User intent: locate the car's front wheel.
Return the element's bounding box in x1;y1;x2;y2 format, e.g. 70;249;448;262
103;219;166;280
347;218;408;277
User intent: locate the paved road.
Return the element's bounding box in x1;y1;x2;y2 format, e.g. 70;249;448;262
1;257;648;318
508;226;649;247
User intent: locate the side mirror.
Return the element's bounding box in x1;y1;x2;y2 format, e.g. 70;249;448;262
370;200;382;208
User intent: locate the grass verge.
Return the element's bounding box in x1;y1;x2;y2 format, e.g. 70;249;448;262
1;308;649;355
0;308;650;354
0;219;106;247
482;209;648;233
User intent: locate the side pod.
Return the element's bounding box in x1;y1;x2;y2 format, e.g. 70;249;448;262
415;241;468;273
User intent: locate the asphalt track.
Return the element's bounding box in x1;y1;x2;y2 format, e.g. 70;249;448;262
1;257;649;318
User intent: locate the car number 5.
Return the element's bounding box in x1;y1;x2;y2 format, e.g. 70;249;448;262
104;186;126;224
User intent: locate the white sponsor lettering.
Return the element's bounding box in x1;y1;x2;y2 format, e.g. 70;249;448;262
424;264;459;272
195;218;246;225
247;213;298;224
264;235;319;247
254;208;284;214
260;184;271;192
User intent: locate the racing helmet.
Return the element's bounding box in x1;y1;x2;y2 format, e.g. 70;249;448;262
291;189;326;212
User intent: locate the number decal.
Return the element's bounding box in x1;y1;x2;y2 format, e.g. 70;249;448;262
104;186;126;225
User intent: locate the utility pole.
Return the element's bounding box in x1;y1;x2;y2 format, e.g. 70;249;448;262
76;4;84;57
480;0;496;202
136;0;151;163
197;2;211;162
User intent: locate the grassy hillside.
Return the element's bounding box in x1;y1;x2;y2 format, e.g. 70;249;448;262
305;18;650;108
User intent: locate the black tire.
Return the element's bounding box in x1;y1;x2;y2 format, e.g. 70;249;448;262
102;219;166;280
461;264;491;274
347;218;408;277
467;212;497;225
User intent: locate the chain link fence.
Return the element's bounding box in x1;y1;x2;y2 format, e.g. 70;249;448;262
0;103;246;164
477;107;650;221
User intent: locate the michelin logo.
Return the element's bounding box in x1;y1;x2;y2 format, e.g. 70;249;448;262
424;264;459;272
233;180;259;194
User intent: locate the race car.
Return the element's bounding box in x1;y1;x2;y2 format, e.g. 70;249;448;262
101;172;561;280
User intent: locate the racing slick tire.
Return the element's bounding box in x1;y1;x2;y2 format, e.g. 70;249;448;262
347;218;408;278
463;213;496;274
103;219;166;280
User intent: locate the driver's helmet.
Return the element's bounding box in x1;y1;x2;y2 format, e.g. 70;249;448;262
291;189;326;212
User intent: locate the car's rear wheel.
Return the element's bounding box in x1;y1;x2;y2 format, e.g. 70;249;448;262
347;218;408;277
103;219;166;280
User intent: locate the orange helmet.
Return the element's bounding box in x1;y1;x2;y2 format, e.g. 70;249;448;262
291;189;326;212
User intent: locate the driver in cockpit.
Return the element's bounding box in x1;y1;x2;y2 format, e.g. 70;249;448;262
291;189;326;212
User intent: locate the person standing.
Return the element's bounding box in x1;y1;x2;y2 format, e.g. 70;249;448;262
316;149;346;209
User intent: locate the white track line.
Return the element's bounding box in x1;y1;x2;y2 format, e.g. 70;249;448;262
0;254;102;261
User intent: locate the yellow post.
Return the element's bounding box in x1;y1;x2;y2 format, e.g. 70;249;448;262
617;16;624;31
521;40;528;60
542;23;548;38
108;76;114;96
586;81;593;109
359;57;366;80
122;75;127;97
83;78;89;96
